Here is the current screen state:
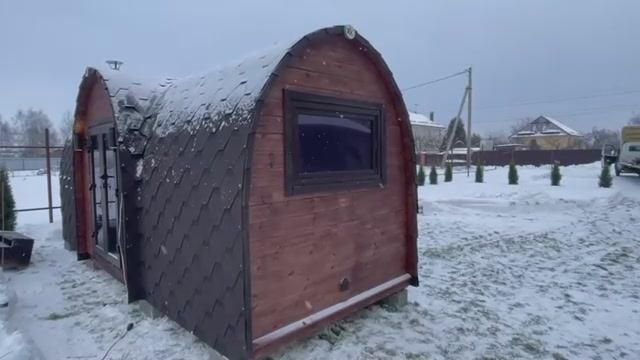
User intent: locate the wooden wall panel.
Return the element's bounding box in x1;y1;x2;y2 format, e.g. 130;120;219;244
86;81;114;127
249;35;413;338
75;79;116;258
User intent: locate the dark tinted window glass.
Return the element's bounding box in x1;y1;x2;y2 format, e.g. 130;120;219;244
297;114;373;173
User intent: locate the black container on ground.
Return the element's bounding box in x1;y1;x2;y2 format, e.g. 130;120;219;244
0;231;34;268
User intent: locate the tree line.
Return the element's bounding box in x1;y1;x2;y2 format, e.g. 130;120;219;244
0;109;73;156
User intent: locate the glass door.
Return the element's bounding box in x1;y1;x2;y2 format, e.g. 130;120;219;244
89;129;120;265
89;135;105;251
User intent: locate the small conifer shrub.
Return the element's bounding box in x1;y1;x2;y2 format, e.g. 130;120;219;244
0;167;17;231
550;163;561;186
599;164;613;188
475;165;484;183
429;165;438;185
508;160;518;185
444;163;453;182
417;165;426;186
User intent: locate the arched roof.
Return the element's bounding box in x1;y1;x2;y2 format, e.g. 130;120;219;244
74;25;411;154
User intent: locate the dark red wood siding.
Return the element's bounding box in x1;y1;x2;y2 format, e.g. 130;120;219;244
74;78;123;284
249;35;413;340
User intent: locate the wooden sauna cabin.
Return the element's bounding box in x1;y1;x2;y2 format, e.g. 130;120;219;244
61;25;419;359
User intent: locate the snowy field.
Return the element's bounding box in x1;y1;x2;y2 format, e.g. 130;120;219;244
1;163;639;360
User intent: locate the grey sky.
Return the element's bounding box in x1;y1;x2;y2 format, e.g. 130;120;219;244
1;0;639;135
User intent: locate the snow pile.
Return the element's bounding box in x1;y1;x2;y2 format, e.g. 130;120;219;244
10;171;61;225
2;222;214;360
0;322;30;360
0;277;33;360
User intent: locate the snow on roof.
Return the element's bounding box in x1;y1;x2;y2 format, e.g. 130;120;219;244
541;129;562;134
82;25;408;144
510;115;581;138
539;116;581;136
450;147;480;154
409;112;445;128
95;67;173;135
152;41;290;137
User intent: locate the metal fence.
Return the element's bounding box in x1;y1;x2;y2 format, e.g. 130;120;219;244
0;157;61;171
418;149;601;167
0;129;63;225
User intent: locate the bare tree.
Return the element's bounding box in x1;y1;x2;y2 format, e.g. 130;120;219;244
484;131;509;148
12;108;61;156
629;114;640;125
0;114;14;145
509;117;534;136
470;133;482;147
586;127;619;149
414;131;444;153
59;110;74;142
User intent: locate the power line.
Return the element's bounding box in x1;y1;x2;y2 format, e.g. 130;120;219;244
476;103;640;124
478;89;640;111
402;69;469;92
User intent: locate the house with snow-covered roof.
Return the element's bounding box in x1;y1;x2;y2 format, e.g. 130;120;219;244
509;115;582;150
409;112;445;151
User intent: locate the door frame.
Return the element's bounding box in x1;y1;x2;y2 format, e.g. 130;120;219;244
87;123;122;270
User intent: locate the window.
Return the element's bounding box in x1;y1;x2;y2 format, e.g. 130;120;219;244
628;145;640;152
284;90;385;195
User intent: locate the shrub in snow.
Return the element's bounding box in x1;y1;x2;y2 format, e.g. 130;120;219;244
508;161;518;185
599;164;613;188
429;165;438;185
475;165;484;183
444;163;453;182
0;167;16;231
551;163;561;186
417;165;426;186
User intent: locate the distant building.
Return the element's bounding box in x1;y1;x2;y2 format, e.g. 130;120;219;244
509;116;582;150
410;112;446;152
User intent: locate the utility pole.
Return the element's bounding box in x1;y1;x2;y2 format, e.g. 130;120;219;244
441;87;469;166
466;67;473;176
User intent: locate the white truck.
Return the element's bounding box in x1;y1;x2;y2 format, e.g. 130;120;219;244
603;126;640;176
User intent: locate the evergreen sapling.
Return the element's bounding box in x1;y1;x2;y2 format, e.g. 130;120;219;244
599;164;613;188
508;160;519;185
475;165;484;183
551;163;561;186
0;167;17;231
429;165;438;185
444;163;453;182
417;165;426;186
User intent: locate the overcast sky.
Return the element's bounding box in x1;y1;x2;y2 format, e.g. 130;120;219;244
1;0;639;135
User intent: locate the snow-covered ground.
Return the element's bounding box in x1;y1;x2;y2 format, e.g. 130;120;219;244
1;163;639;359
10;171;61;225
